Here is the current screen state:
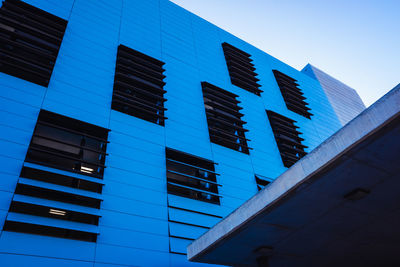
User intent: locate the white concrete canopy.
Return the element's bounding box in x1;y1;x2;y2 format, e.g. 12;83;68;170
188;84;400;266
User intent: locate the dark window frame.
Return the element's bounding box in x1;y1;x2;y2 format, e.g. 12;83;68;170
272;70;313;119
25;110;110;178
202;82;251;154
267;110;308;168
9;201;100;225
20;167;103;193
255;175;272;191
166;148;221;205
3;221;97;242
112;44;167;126
0;0;68;86
222;42;262;96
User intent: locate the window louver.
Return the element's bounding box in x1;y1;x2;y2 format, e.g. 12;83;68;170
202;82;251;154
272;70;312;119
166;148;221;204
0;0;67;86
4;165;104;242
167;204;222;255
112;45;167;126
25;110;109;178
222;42;262;95
267;110;307;168
3;221;97;242
3;109;108;242
255;175;272;191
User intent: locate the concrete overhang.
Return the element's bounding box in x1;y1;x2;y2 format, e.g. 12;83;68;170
188;84;400;266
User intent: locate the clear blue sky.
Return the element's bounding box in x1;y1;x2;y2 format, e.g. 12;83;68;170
170;0;399;106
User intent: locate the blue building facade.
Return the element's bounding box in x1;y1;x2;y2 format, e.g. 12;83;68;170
0;0;342;266
302;64;365;126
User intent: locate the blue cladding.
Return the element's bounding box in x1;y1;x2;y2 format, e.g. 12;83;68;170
0;0;342;266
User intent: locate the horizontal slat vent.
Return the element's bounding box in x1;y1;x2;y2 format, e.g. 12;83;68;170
20;166;103;193
255;174;272;191
267;110;307;168
3;165;104;242
25;110;109;178
9;201;99;225
3;110;108;242
273;70;313;119
3;221;97;242
0;0;67;86
202;82;251;154
112;44;167;126
222;42;262;95
166;148;220;205
167;204;222;255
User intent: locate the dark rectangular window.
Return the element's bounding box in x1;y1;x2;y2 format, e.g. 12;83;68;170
202;82;251;154
9;201;99;225
14;183;101;209
3;221;97;242
20;167;103;193
255;175;272;191
272;70;312;119
222;42;262;95
3;111;106;241
112;44;167;126
166;148;221;204
3;175;102;241
25;110;109;178
267;110;307;167
0;0;67;86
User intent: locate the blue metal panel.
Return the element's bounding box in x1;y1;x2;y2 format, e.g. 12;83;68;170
170;237;192;254
109;111;165;146
0;173;18;193
163;55;213;160
102;180;166;206
0;97;40;123
121;0;161;58
95;243;169;266
107;143;165;169
104;167;166;193
0;140;28;161
0;191;13;212
169;222;208;240
192;16;231;88
0;125;32;149
94;263;132;267
98;225;169;252
160;1;196;66
0;210;7;230
101;194;166;220
0;155;24;176
106;154;166;180
0;81;45;108
168;208;220;228
99;210;168;236
168;195;231;217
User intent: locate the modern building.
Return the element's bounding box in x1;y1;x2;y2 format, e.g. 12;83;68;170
0;0;362;266
302;64;366;126
188;84;400;267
